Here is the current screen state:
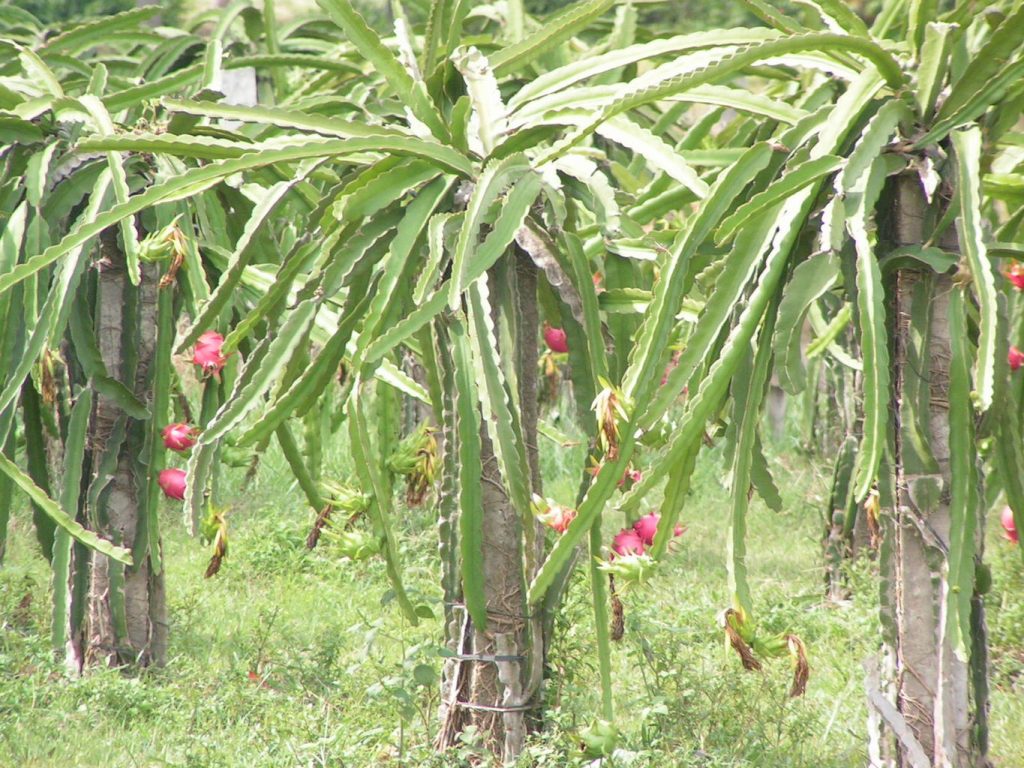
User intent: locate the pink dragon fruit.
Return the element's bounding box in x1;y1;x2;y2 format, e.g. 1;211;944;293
612;528;645;557
543;324;568;354
193;331;227;375
1002;506;1019;544
158;468;187;500
162;423;198;452
632;512;687;546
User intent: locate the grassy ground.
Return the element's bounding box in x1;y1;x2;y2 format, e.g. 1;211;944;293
2;414;1023;767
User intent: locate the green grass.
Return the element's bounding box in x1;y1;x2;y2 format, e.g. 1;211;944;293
2;418;1023;767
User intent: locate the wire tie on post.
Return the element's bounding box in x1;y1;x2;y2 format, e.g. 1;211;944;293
452;700;535;713
443;601;536;621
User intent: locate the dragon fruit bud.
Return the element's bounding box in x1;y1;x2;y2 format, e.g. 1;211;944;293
612;528;645;557
598;551;657;585
547;505;577;534
531;494;577;534
162;422;197;452
674;524;686;537
193;331;227;375
543;324;568;354
618;467;643;488
158;468;187;500
661;349;683;386
1010;346;1024;372
332;529;382;561
1002;506;1019;544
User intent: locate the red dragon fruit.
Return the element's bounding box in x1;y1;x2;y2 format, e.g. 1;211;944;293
193;331;227;375
162;423;198;452
158;468;187;500
612;528;645;557
1006;262;1024;291
543;324;568;354
633;513;659;546
1002;506;1019;544
632;512;687;546
1010;346;1024;372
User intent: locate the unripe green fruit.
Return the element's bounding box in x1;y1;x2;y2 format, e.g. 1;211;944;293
579;718;618;758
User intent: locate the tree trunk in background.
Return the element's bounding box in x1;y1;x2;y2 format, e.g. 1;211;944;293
465;428;531;759
766;374;786;443
69;232;167;670
135;0;161;25
437;259;545;763
512;255;546;736
875;173;983;767
401;349;433;436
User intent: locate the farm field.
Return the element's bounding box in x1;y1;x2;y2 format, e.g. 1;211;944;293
2;0;1024;766
3;427;1024;766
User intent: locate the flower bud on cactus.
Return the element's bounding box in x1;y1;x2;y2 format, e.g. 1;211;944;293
199;503;226;543
720;608;762;671
221;445;256;469
327;529;382;561
639;413;673;448
1002;506;1019;544
786;634;809;698
319;480;371;513
660;348;683;386
550;508;574;532
158;468;186;500
592;381;631;461
753;633;789;657
162;422;198;452
543;323;568;353
598;551;657;586
137;230;174;264
531;494;577;534
617;466;642;489
308;482;370;551
138;219;186;264
192;331;227;375
386;423;437;506
200;504;229;578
